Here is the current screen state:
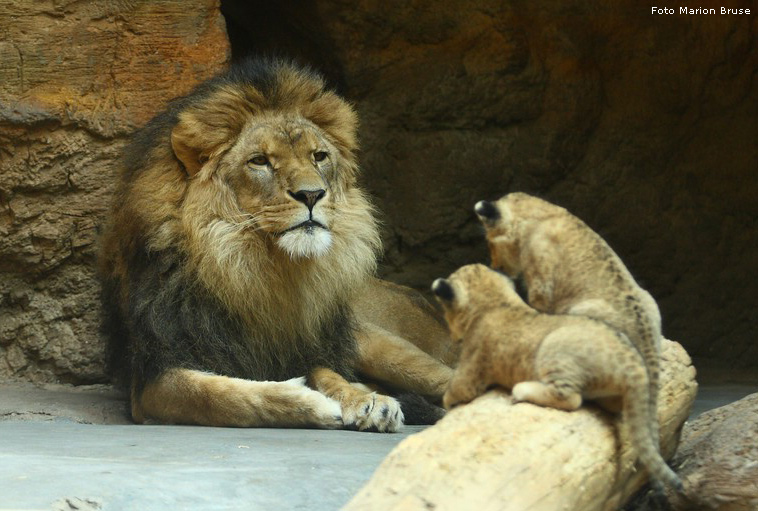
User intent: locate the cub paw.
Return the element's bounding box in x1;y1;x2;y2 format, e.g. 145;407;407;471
442;388;473;410
442;390;457;410
512;381;582;411
512;381;538;403
342;393;404;433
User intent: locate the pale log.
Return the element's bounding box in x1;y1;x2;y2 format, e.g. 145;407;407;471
345;339;697;511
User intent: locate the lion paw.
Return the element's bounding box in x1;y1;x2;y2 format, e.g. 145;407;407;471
306;392;344;429
342;393;404;433
283;377;343;429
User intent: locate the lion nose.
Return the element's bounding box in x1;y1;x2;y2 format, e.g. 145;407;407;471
289;189;326;210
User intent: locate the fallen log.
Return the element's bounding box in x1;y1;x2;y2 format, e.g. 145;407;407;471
345;339;697;511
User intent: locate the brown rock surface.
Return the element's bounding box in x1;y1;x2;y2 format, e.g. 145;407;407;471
665;393;757;511
344;339;697;511
0;0;229;383
626;392;758;510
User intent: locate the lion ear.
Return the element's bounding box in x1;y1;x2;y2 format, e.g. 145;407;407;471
171;117;208;175
305;93;358;155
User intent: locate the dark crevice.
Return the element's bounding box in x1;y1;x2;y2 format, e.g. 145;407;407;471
220;0;348;95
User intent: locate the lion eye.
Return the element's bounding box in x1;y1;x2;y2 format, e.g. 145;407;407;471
248;155;269;166
313;151;328;162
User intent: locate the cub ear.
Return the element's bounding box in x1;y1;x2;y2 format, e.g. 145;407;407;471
171;116;209;175
431;278;455;302
474;200;501;224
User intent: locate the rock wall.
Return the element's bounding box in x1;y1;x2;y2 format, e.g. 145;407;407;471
1;0;756;383
226;0;758;373
0;1;229;382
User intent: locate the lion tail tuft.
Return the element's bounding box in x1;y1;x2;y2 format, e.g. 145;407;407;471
395;393;446;425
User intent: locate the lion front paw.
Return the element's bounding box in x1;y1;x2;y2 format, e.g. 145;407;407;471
342;393;404;433
282;377;343;429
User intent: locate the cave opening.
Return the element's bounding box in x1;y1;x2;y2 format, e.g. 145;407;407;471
221;0;347;94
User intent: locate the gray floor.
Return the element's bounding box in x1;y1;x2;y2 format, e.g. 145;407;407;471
0;383;425;511
0;381;755;511
688;383;756;418
0;421;424;511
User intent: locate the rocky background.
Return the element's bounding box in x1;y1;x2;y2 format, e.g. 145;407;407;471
1;0;756;383
0;0;229;382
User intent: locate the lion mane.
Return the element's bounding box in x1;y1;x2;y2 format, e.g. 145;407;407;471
99;58;420;427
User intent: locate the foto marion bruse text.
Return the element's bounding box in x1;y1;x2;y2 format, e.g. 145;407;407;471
652;6;750;14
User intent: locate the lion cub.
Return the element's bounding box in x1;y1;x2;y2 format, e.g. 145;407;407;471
432;264;682;491
475;192;662;433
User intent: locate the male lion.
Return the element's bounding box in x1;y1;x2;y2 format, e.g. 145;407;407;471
98;58;455;432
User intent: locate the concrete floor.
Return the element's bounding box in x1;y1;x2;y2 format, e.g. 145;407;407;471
0;381;755;511
0;383;426;511
0;421;425;511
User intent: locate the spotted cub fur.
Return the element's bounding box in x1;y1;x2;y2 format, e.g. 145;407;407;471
475;192;662;437
432;264;682;491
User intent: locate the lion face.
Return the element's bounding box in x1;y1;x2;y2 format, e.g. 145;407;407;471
138;62;383;332
164;62;374;266
219;114;347;259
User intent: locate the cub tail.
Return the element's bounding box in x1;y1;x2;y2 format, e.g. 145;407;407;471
623;368;684;493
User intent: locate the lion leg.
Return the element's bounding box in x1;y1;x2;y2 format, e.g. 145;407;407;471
133;368;342;428
308;367;403;433
356;324;454;398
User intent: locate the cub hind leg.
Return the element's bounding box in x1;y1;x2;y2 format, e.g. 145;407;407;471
512;325;594;412
512;381;583;411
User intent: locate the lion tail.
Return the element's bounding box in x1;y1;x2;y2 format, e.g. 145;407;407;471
395;393;446;425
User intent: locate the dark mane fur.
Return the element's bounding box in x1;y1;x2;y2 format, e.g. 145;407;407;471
101;246;357;394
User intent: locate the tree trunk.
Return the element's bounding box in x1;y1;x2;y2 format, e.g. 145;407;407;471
345;339;697;511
